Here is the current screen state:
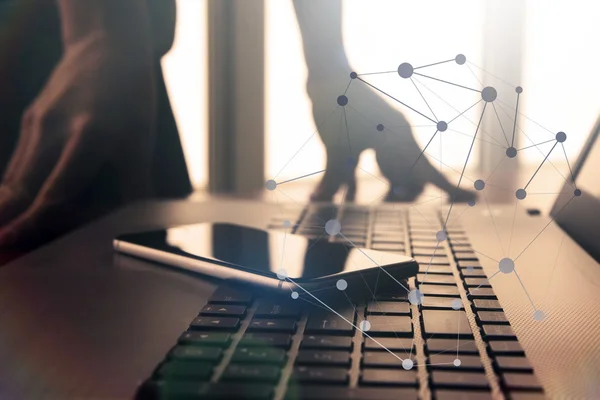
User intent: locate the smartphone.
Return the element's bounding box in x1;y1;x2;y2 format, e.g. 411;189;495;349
113;223;418;295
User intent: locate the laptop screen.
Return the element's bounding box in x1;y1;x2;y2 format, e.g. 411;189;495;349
552;116;600;262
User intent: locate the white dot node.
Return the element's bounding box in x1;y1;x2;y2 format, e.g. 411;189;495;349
350;72;358;79
516;86;523;94
468;199;476;207
451;299;463;310
437;121;448;132
325;219;341;236
455;54;466;65
377;124;385;132
454;358;462;367
436;230;447;242
556;131;567;143
265;179;277;191
337;95;348;106
409;289;424;305
574;189;582;197
499;257;515;274
534;310;546;321
402;359;414;370
283;220;291;228
474;179;485;191
336;279;348;291
466;266;475;273
276;268;288;280
359;320;371;332
291;291;299;300
516;189;527;200
506;147;517;158
398;62;414;78
481;86;497;102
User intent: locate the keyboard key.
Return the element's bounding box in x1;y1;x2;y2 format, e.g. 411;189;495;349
169;346;222;362
457;260;481;268
305;310;355;335
209;287;254;305
419;284;459;296
472;299;502;310
178;331;231;347
427;339;479;354
508;393;546;400
488;341;524;355
496;356;533;372
140;381;210;398
503;373;543;390
367;301;410;315
412;240;441;249
256;301;301;319
429;354;483;370
434;390;493;399
421;296;460;310
248;318;297;333
155;361;213;380
414;256;450;266
222;364;281;382
418;265;453;274
422;310;472;337
371;243;405;252
467;287;496;298
190;316;240;331
207;383;274;399
296;350;351;366
430;370;489;389
482;325;516;339
362;352;407;368
286;387;419;399
291;367;348;385
232;347;287;364
360;369;417;386
363;337;414;351
464;278;491;287
461;268;487;277
417;274;456;285
477;311;508;324
374;293;409;302
200;304;247;317
240;333;292;349
301;335;353;350
366;315;412;336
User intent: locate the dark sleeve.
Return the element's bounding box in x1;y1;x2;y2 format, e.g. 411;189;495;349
147;0;177;57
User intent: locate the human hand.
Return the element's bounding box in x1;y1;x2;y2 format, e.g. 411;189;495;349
0;32;156;248
306;71;476;203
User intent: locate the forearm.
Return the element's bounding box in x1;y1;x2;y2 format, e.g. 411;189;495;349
293;0;350;77
56;0;153;52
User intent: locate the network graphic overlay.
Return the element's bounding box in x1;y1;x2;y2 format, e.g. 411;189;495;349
264;54;579;376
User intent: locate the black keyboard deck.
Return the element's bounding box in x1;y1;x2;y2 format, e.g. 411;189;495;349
137;205;545;400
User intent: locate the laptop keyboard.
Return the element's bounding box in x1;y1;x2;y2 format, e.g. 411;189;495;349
137;204;545;400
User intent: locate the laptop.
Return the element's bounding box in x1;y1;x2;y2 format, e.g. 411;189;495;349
126;116;600;400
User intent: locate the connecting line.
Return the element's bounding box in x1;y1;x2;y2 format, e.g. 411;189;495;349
514;196;575;262
448;100;482;124
412;72;481;93
523;141;558;190
449;238;499;264
413;58;455;70
466;270;500;297
356;70;397;76
273;106;338;179
410;129;439;171
443;103;488;230
342;107;352;154
339;233;410;293
496;98;555;137
410;77;438;121
277;170;326;185
491;102;510;147
517;139;556;151
456;309;460;360
562;144;577;188
511;91;521;147
513;269;536;311
286;276;406;362
356;77;437;124
343;79;352;95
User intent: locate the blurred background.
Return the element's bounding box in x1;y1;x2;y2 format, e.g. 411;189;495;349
162;0;600;207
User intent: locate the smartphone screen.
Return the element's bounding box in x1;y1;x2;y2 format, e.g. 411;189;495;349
116;222;410;282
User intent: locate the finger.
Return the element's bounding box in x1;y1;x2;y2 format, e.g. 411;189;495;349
310;169;342;202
